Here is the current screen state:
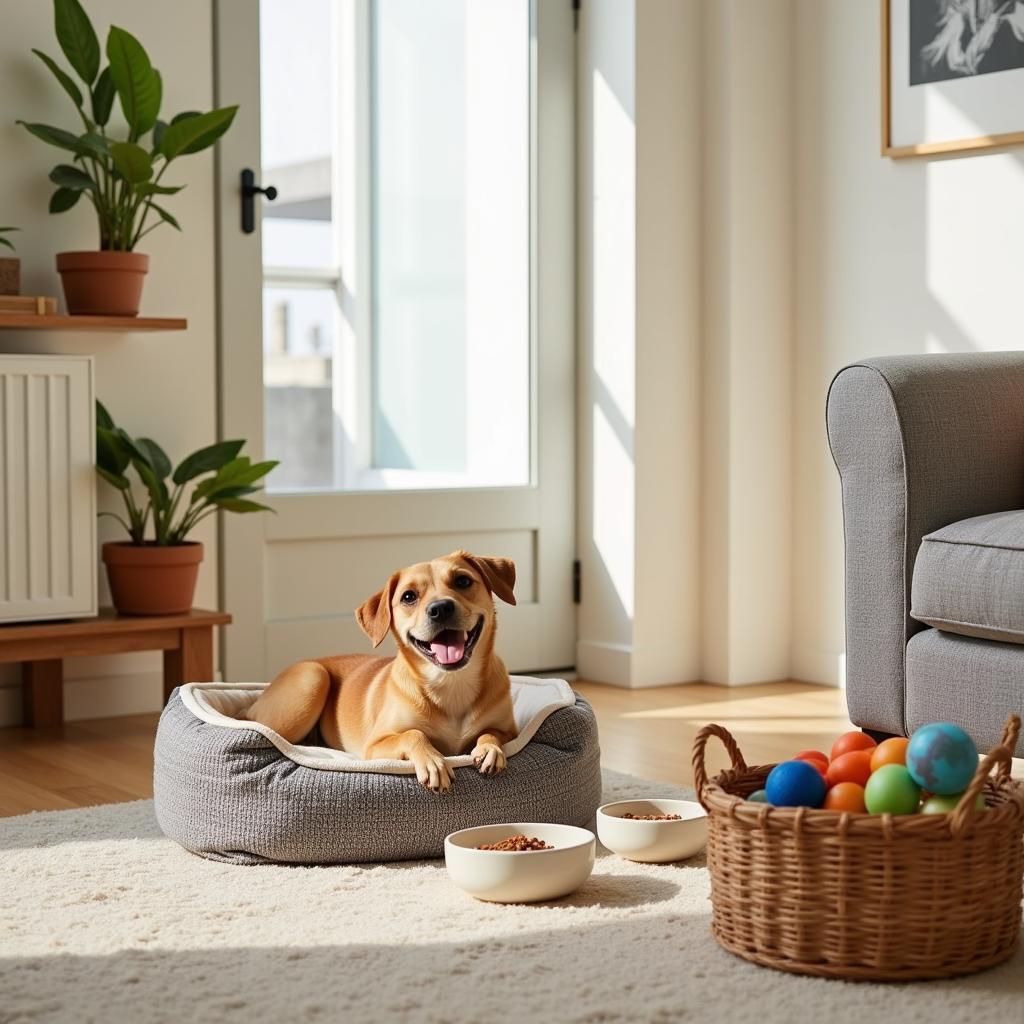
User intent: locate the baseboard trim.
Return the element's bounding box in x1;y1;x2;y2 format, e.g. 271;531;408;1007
0;671;166;728
576;640;633;687
576;640;701;689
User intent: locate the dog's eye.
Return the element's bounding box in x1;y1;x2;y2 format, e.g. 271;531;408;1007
453;575;473;590
400;590;417;604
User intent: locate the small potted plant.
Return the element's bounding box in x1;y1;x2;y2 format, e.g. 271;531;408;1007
0;226;19;295
96;402;276;615
18;0;237;316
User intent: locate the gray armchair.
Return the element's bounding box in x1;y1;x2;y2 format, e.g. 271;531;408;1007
827;353;1024;754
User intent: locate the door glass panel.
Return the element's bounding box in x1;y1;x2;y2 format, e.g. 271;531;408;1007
260;0;530;492
262;285;335;490
259;0;334;270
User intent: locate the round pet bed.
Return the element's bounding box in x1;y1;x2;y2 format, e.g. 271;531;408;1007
154;677;602;865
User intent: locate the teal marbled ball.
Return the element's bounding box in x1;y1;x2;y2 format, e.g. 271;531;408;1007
906;722;977;796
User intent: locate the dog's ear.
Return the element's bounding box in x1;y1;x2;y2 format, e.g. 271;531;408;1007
355;572;400;647
465;555;517;606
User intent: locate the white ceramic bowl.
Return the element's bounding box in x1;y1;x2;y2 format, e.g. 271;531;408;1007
444;822;595;903
596;799;707;863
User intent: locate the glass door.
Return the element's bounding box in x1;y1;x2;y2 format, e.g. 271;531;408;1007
216;0;575;681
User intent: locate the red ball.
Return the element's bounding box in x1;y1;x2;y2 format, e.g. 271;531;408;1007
826;749;873;789
830;731;877;762
793;751;829;777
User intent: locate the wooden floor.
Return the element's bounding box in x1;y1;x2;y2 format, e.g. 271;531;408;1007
0;680;852;818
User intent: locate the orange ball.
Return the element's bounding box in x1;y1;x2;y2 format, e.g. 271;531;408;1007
830;731;877;762
826;749;874;788
869;736;910;773
794;750;829;775
823;781;866;813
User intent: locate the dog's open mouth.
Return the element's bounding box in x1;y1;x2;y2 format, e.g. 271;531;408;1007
410;616;484;670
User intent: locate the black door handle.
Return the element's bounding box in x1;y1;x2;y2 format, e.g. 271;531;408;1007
241;168;277;234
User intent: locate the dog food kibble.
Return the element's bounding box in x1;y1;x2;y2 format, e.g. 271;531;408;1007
476;834;553;851
621;812;683;821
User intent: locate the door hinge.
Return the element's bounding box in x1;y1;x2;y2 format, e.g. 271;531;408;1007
573;559;582;604
572;0;581;33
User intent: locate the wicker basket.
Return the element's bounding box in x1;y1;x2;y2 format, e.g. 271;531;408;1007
692;714;1024;981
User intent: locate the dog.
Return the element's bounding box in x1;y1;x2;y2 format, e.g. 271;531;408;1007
244;551;519;791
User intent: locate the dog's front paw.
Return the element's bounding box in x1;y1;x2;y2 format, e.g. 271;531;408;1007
472;742;507;776
413;749;454;792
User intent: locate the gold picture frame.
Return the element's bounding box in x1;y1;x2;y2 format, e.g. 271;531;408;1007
881;0;1024;158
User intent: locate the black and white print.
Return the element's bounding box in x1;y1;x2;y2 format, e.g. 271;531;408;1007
911;0;1024;83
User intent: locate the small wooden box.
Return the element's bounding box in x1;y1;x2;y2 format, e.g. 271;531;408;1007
0;257;19;295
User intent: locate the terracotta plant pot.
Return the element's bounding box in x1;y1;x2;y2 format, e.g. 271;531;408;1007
56;250;149;316
0;257;19;296
103;541;203;616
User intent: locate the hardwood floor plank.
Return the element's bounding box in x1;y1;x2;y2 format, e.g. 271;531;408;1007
575;680;852;790
0;770;79;816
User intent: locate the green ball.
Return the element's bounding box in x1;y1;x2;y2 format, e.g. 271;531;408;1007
747;789;768;803
920;792;986;815
864;764;921;815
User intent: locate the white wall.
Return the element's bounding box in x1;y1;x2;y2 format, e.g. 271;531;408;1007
791;1;1024;685
576;0;703;687
577;0;796;688
0;0;219;724
701;1;794;685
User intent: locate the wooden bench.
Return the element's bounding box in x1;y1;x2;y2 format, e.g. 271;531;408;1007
1;608;232;727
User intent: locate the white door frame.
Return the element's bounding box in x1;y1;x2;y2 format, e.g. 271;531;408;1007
213;0;576;682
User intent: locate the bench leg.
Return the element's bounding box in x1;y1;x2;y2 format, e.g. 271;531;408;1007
162;626;214;704
22;660;64;727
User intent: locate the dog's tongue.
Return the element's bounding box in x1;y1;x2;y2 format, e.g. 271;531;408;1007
430;629;466;665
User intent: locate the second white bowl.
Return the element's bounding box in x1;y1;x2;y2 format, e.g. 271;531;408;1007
444;822;595;903
597;799;707;863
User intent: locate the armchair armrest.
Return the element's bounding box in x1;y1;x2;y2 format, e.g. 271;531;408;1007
826;353;1024;735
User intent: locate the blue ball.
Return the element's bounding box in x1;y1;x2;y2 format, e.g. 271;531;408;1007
765;760;827;808
906;722;978;795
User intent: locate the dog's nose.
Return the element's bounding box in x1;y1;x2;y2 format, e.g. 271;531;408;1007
426;599;455;623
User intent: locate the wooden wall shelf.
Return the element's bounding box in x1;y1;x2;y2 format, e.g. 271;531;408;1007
0;314;187;332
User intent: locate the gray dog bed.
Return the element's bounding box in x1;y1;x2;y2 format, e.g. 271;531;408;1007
154;678;602;865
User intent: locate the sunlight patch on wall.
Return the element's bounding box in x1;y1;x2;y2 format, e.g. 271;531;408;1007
926;138;1024;352
592;403;635;619
588;65;637;621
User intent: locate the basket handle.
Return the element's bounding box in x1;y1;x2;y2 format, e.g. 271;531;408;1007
949;713;1020;836
692;723;748;811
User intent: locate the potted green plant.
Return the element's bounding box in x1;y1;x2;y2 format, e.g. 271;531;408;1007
0;226;19;295
18;0;237;316
96;402;276;615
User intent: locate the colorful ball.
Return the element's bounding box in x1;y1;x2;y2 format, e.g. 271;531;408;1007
864;764;921;815
830;731;877;762
747;789;769;803
823;781;866;813
906;722;978;795
765;760;827;808
794;750;829;775
920;792;986;815
870;737;909;773
826;749;873;789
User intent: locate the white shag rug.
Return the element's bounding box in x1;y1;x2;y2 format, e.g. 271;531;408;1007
1;770;1021;1024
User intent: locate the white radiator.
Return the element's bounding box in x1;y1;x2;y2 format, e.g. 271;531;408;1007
0;355;96;622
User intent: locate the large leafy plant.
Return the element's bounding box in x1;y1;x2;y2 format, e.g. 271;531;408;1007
18;0;237;251
96;402;276;546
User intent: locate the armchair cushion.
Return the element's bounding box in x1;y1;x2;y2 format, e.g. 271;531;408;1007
912;510;1024;644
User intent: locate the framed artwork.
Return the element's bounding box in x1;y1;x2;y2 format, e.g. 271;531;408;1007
882;0;1024;157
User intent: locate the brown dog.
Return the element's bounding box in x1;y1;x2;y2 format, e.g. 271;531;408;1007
244;551;519;791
